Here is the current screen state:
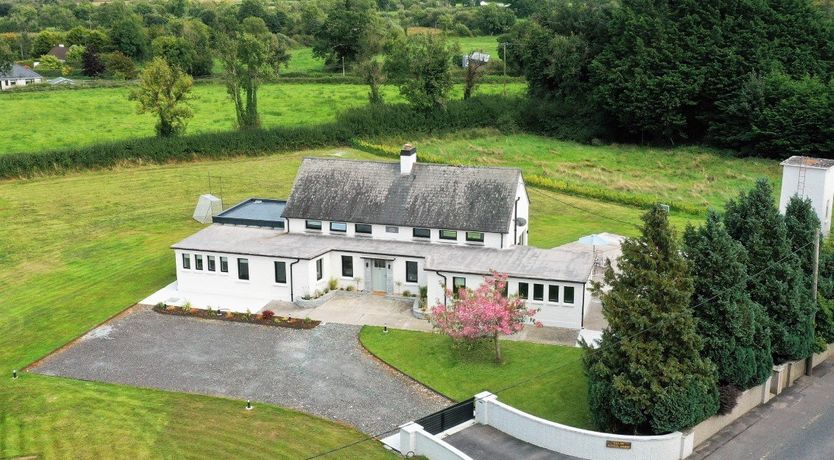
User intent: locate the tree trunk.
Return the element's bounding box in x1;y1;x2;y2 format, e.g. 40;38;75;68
494;332;502;363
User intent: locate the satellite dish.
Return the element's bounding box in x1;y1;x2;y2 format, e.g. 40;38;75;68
516;217;527;226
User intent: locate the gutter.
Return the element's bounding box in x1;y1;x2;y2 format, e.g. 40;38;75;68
288;258;301;301
513;197;520;245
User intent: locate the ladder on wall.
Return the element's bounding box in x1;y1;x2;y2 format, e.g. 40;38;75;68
797;163;808;197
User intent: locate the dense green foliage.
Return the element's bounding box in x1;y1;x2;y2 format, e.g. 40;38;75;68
129;57;194;137
724;180;816;362
682;212;772;390
509;0;834;156
585;206;718;434
385;33;458;111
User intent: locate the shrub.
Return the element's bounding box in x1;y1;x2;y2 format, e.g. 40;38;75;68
419;286;428;299
328;278;338;291
402;290;412;297
346;285;355;292
717;385;741;415
261;310;275;321
154;302;166;309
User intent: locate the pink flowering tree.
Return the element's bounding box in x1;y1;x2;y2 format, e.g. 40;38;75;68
431;271;541;362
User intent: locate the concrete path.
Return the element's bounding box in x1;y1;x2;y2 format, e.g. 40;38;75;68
691;359;834;459
445;424;581;459
31;306;449;435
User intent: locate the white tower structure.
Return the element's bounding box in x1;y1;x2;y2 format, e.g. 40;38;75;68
779;156;834;235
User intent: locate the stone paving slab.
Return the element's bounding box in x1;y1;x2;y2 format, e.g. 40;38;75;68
31;306;450;435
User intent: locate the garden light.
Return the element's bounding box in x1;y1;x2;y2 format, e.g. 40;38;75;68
12;369;17;380
383;325;388;334
246;400;253;411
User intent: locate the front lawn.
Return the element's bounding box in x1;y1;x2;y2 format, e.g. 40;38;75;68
359;326;593;429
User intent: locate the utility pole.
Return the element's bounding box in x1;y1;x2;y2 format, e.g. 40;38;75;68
502;42;507;96
807;228;821;376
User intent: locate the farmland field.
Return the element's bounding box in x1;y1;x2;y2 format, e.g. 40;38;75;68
0;133;782;456
0;82;524;155
375;130;782;213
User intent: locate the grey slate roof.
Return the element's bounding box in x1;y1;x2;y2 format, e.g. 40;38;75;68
0;64;43;79
172;225;593;283
281;158;523;234
781;156;834;169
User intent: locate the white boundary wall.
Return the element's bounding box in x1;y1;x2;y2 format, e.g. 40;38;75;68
398;422;472;460
473;392;691;460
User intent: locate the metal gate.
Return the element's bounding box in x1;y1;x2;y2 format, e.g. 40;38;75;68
415;398;475;435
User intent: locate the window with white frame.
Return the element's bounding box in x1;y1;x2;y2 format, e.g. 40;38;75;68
195;255;204;270
237;258;249;280
518;282;529;299
465;231;484;242
182;253;191;269
330;222;347;232
306;220;322;230
548;285;559;303
452;277;466;296
220;256;228;273
405;261;418;283
564;286;575;304
274;261;287;284
341;255;353;277
413;228;430;239
440;230;458;240
207;255;216;272
385;226;399;233
533;283;544;301
316;258;323;280
355;223;372;234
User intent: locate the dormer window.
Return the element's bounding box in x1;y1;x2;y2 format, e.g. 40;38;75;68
413;228;430;238
306;220;322;230
440;230;458;240
330;222;347;232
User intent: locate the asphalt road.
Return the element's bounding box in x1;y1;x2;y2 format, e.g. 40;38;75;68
692;359;834;460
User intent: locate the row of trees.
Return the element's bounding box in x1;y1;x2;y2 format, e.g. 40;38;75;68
504;0;834;157
585;181;831;434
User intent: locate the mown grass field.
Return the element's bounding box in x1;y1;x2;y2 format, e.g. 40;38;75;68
374;130;782;213
0;82;524;156
360;326;592;429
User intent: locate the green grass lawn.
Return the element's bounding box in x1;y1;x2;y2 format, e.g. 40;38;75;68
360;326;592;429
380;130;781;212
0;82;525;156
0;148;399;459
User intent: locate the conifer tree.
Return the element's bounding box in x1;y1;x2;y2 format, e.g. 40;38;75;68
785;196;821;285
584;206;719;434
682;211;772;390
724;179;815;362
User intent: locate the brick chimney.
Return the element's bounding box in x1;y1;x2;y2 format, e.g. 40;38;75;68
400;143;416;175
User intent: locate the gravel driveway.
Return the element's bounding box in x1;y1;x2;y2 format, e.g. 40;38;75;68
32;306;449;434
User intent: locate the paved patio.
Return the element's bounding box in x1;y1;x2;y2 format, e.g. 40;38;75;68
267;294;434;332
31;306;449;434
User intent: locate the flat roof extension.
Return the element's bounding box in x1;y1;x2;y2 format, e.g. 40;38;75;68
212;198;286;229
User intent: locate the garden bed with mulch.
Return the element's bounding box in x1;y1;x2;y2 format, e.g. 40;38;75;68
152;303;320;329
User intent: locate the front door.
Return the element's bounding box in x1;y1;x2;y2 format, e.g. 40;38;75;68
372;259;387;292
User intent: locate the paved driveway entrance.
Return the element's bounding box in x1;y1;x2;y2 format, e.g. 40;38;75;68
31;306;449;434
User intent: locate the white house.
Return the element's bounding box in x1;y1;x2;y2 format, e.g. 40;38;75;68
170;145;595;329
779;156;834;235
0;64;44;91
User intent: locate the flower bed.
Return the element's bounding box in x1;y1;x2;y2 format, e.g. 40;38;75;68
152;303;320;329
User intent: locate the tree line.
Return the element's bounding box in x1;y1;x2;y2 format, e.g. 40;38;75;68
585;183;834;434
503;0;834;158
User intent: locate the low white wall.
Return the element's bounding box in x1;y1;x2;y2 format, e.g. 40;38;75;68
398;422;472;460
690;376;772;446
474;392;690;460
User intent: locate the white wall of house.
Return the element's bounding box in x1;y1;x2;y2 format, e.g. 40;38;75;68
174;249;310;303
425;271;587;329
780;165;834;235
286;218;506;249
0;77;42;90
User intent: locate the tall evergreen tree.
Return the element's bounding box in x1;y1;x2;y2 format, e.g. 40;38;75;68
785;196;821;284
584;206;718;434
724;179;815;362
682;211;772;390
